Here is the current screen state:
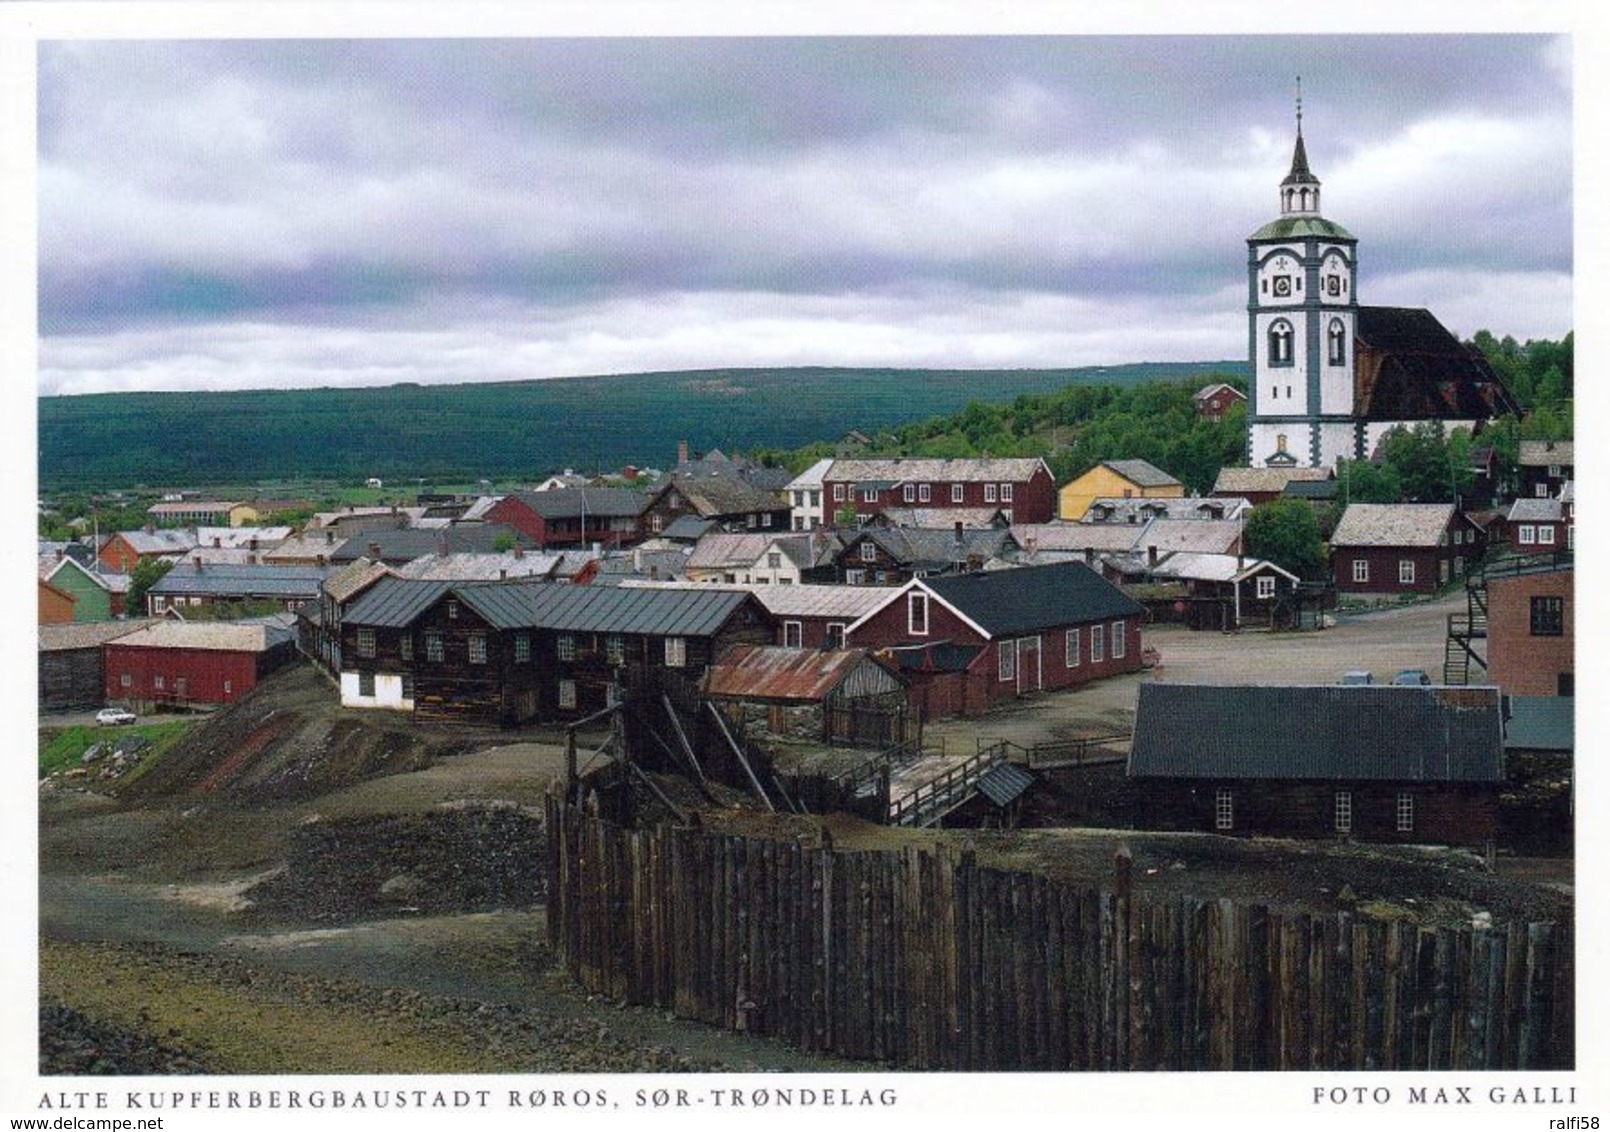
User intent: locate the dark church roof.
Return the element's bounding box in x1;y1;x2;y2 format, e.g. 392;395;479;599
1282;130;1319;186
1354;307;1522;422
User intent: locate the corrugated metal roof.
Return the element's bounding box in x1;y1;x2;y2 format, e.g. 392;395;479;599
113;529;199;554
1011;524;1140;553
1330;503;1455;548
324;558;392;603
150;562;333;597
706;645;893;701
1128;684;1504;782
527;584;756;636
687;533;771;569
977;762;1036;807
1137;519;1242;555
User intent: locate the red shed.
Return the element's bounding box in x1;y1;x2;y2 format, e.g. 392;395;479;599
103;620;297;708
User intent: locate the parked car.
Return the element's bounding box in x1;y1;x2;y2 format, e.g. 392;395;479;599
1392;669;1433;686
1337;670;1373;685
95;707;137;726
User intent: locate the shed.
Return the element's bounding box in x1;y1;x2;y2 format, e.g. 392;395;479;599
707;645;912;748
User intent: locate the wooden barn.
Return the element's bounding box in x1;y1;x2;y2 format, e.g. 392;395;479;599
39;620;156;713
705;645;913;749
102;619;299;708
1127;683;1505;847
1330;502;1485;597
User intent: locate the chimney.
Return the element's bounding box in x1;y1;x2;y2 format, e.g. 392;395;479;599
954;521;964;545
193;555;204;571
678;440;689;465
54;549;63;562
368;541;381;559
317;554;328;567
513;544;523;559
325;529;335;546
1083;547;1093;565
1147;545;1158;568
499;569;507;581
249;537;259;551
212;536;221;548
144;522;155;535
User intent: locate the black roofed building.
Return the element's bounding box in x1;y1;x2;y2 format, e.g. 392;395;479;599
845;560;1145;719
328;523;536;566
482;489;651;550
1127;683;1506;847
339;577;771;726
146;561;336;618
835;526;1020;585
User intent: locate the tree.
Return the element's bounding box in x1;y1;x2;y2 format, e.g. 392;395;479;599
492;530;517;553
1378;422;1469;503
126;557;174;616
1335;457;1402;504
1244;498;1325;576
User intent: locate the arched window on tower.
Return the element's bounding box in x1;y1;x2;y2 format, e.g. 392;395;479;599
1268;320;1294;368
1328;320;1347;366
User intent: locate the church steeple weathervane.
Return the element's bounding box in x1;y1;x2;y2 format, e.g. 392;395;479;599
1281;76;1321;216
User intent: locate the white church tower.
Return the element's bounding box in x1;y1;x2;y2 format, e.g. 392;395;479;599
1246;85;1361;468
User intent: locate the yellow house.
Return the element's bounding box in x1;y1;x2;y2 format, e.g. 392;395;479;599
1058;459;1185;521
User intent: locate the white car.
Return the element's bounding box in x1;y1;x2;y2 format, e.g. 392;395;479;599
95;707;137;726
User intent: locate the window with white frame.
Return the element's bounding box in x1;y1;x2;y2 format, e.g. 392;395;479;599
606;635;625;665
1000;483;1014;502
1215;789;1233;831
984;484;998;503
826;623;846;649
860;541;878;562
998;641;1016;682
359;672;375;697
558;680;577;710
918;483;931;503
951;484;964;503
845;569;864;585
1538;525;1555;545
1065;628;1080;667
1090;624;1105;663
1396;792;1414;833
664;637;687;667
154;675;165;691
1518;524;1536;544
762;513;773;528
468;634;488;665
902;484;916;503
447;600;459;619
120;672;131;688
1352;559;1369;583
1398;560;1415;585
908;592;929;635
1334;791;1353;833
356;629;376;658
833;484;845;502
768;551;782;568
425;631;444;662
784;620;803;648
557;634;576;661
514;634;530;663
861;487;878;503
400;634;413;661
1256;575;1276;600
1111;621;1126;659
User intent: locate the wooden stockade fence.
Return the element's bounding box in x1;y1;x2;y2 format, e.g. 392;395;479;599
546;795;1573;1071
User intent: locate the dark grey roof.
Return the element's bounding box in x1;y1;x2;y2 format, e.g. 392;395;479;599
149;562;333;598
661;515;716;541
977;762;1036;808
341;577;454;628
1102;459;1182;489
1504;696;1573;753
521;584;759;637
1354;307;1522;421
329;524;531;563
855;527;1017;571
1128;684;1504;782
1283;479;1339;500
923;561;1144;636
666;475;783;517
511;487;651;520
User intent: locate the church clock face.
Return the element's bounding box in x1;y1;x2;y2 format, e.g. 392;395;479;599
1326;275;1341;297
1272;275;1292;297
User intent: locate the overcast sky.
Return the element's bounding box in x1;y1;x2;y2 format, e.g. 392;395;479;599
35;33;1572;396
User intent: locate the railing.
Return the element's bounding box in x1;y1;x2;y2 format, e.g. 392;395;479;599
1479;550;1573;581
888;743;1005;827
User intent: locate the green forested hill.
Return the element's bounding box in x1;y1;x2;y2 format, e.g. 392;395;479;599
38;362;1247;489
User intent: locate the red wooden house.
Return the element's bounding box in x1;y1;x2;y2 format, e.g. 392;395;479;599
1191;382;1247;422
482;488;651;550
822;457;1056;525
1330;503;1484;597
845;560;1144;719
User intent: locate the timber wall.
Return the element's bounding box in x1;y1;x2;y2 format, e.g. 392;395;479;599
545;798;1573;1071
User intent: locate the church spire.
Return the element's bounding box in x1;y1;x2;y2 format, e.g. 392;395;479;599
1279;77;1321;216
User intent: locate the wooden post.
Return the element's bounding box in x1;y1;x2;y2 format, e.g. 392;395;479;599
706;700;775;811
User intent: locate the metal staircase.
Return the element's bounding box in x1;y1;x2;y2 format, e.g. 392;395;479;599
1443;578;1488;685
